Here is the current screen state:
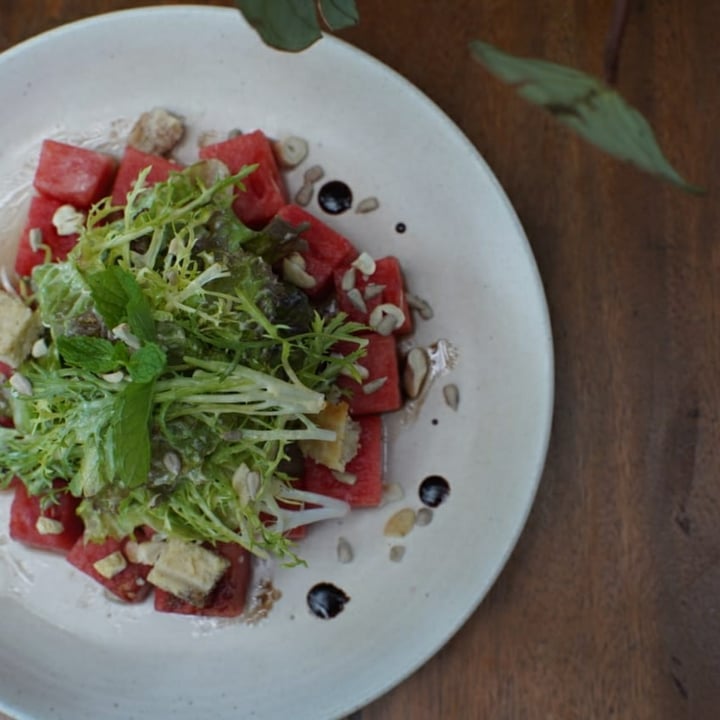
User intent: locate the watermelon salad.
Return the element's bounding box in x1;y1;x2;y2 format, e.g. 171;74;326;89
0;111;414;617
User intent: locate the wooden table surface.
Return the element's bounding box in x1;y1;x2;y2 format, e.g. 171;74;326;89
2;1;719;719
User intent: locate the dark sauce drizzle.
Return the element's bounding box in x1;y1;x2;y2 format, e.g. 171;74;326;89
307;582;350;619
318;181;353;215
395;222;407;234
419;475;450;508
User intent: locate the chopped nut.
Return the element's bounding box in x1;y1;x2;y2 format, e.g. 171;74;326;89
35;517;64;535
341;267;357;292
100;371;125;384
368;303;405;335
163;451;182;476
28;228;43;253
331;470;357;485
403;347;429;399
93;551;128;579
362;376;388;395
355;196;379;214
346;287;368;313
128;108;185;155
283;256;317;289
9;373;32;396
384;508;416;537
52;204;85;236
443;383;460;411
274;136;309;169
111;323;141;350
124;539;165;565
233;463;261;505
363;283;385;300
381;482;405;506
336;537;354;564
31;338;48;358
351;252;376;277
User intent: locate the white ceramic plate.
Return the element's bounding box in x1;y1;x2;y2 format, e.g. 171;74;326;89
0;6;553;720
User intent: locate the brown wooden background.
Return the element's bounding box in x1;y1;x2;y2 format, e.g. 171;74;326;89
2;1;719;718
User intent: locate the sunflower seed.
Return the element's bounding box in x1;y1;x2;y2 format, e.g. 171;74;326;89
403;347;429;399
286;251;306;270
346;287;368;313
336;537;354;564
355;196;380;214
406;292;434;320
294;182;314;207
443;383;460;411
282;257;317;289
384;508;416;537
303;164;325;184
389;545;406;562
362;376;388;395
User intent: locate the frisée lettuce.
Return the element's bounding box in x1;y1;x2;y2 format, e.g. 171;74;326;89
0;162;368;565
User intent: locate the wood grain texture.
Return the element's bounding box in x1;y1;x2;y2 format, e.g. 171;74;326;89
2;2;719;719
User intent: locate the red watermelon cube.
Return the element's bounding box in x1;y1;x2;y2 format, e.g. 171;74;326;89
276;205;358;297
67;528;154;603
9;480;84;553
153;541;252;617
14;194;79;276
111;146;181;206
336;332;402;416
33;139;116;208
199;130;287;228
303;415;383;507
334;256;412;335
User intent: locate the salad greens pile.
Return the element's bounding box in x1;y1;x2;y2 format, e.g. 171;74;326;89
0;162;367;564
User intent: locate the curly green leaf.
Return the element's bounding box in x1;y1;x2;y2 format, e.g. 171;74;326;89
470;41;703;194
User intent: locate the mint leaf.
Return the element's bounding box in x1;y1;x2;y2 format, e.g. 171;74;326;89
85;267;128;329
469;41;703;194
57;336;129;374
235;0;358;52
113;381;154;489
318;0;358;30
127;343;167;384
86;266;156;340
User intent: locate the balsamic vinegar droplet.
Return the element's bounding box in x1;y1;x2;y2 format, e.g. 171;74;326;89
307;582;350;619
419;475;450;508
395;222;407;234
318;181;353;215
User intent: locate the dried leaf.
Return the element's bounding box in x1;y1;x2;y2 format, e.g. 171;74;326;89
470;41;703;194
